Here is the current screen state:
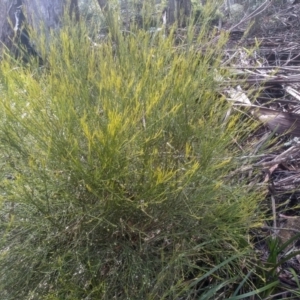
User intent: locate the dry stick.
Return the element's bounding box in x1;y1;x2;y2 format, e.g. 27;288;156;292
254;157;296;168
254;146;299;168
271;195;278;238
227;146;300;176
272;145;298;161
285;86;300;102
228;66;300;71
263;226;300;235
228;0;274;33
228;154;300;176
226;76;300;84
208;0;273;47
225;2;298;243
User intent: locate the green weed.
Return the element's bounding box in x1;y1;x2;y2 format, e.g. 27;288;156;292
0;9;265;300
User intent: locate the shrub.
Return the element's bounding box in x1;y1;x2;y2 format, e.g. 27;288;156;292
0;17;263;300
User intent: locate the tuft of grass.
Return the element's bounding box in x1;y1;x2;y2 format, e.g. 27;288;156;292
0;11;265;300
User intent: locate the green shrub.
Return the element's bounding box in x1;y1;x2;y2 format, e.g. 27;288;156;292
0;19;263;299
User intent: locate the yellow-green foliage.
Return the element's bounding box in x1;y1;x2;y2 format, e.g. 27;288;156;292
0;19;262;299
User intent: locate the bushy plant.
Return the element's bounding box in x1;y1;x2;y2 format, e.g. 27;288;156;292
0;16;264;300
